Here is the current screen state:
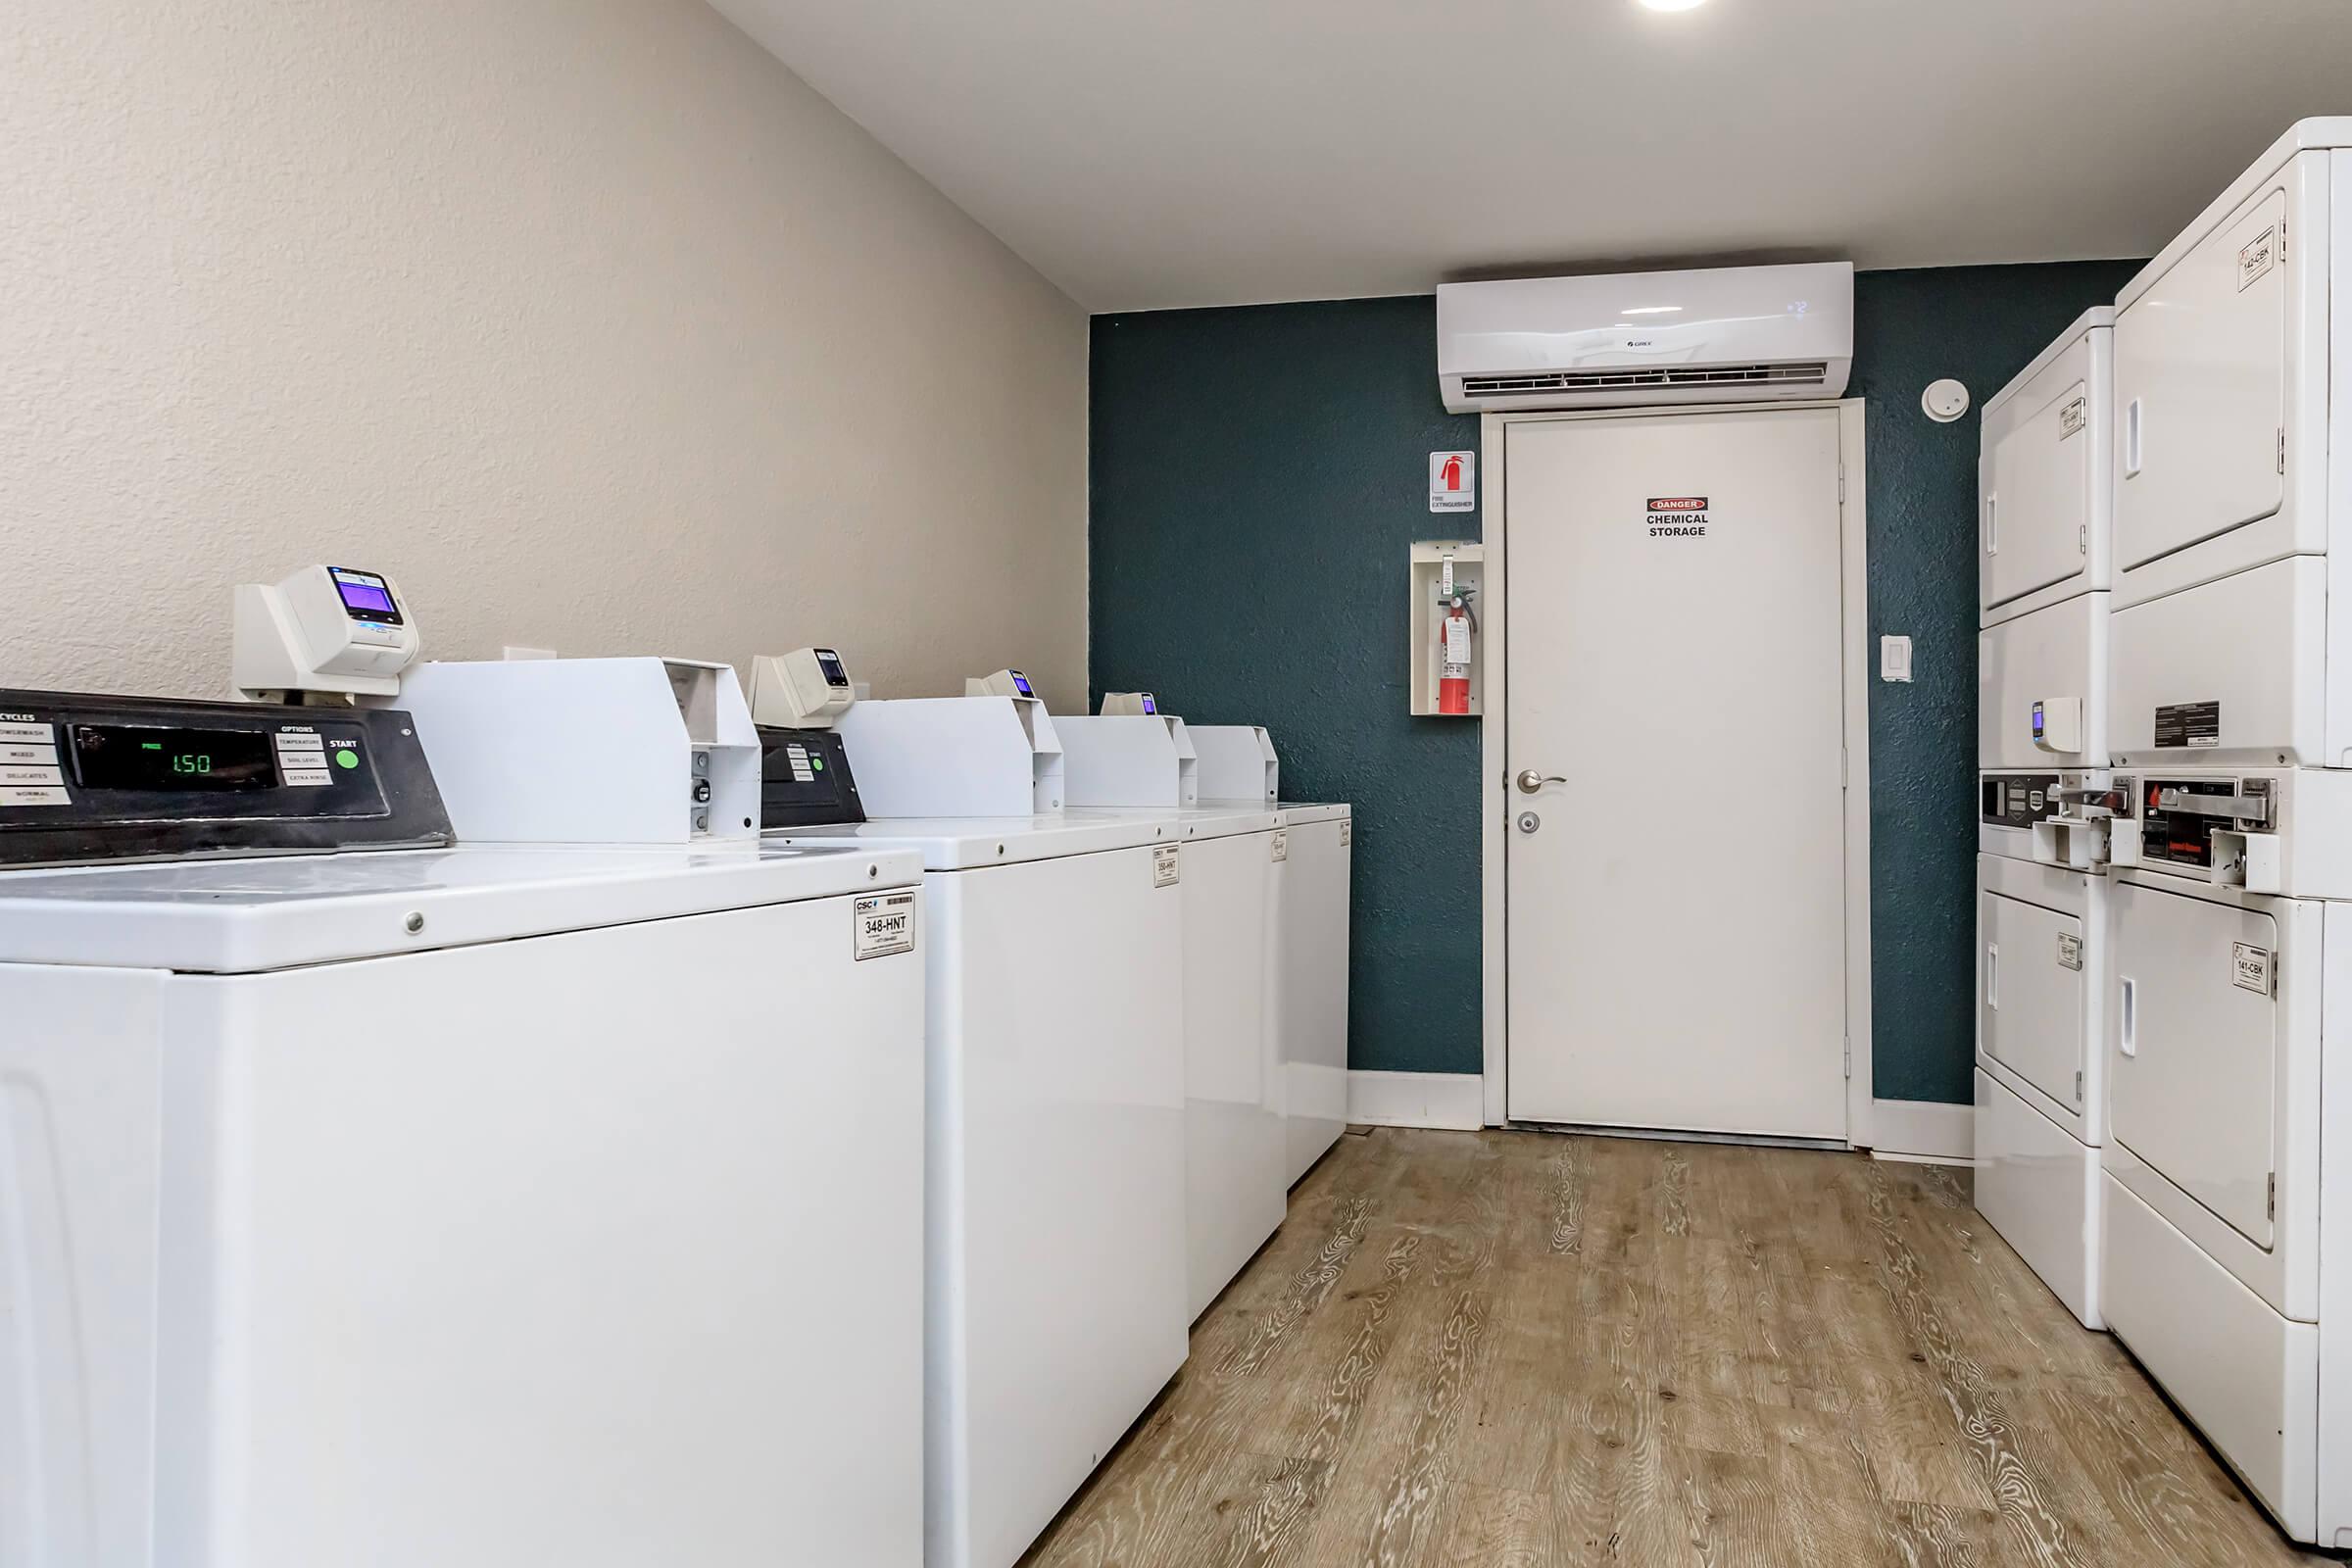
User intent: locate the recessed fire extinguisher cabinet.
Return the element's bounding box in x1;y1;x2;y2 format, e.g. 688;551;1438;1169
1410;540;1484;716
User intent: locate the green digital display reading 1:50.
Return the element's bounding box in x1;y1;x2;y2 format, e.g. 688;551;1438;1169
73;725;279;792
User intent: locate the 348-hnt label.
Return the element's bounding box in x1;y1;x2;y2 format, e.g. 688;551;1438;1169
1270;829;1288;862
1153;844;1181;887
854;890;916;959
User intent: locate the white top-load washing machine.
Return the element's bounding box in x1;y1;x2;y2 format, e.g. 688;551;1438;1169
1184;719;1352;1187
1972;308;2115;1330
1054;707;1288;1320
0;612;929;1565
749;661;1189;1568
2093;118;2352;1547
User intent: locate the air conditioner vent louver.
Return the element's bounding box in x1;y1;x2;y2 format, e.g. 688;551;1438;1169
1460;361;1832;399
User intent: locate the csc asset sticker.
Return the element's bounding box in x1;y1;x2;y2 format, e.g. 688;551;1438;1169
2232;942;2273;995
854;890;916;960
1153;844;1181;887
1647;496;1709;538
2238;224;2278;291
1271;829;1289;862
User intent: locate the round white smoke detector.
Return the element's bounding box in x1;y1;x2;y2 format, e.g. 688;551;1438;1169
1922;378;1971;422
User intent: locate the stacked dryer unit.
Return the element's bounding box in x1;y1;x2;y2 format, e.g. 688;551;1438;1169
2097;117;2349;1547
1973;307;2115;1331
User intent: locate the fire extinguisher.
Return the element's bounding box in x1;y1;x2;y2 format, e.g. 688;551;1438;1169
1437;555;1476;715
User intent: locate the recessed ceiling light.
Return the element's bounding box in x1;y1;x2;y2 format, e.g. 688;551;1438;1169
1638;0;1708;11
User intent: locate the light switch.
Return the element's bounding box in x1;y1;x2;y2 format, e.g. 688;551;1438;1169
1880;635;1913;683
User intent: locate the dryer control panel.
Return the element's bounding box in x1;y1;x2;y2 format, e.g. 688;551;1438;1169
0;690;452;867
1981;772;2064;829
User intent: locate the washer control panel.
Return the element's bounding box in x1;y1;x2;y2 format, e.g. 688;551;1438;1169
0;690;451;866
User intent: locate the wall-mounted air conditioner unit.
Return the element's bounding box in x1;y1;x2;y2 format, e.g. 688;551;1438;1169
1437;262;1854;413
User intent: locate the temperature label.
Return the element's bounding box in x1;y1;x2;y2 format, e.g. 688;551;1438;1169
854;891;916;960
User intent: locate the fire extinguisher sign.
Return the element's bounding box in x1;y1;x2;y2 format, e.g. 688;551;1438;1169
1429;451;1476;514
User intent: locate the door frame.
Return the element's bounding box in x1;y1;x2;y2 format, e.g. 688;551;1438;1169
1477;399;1876;1146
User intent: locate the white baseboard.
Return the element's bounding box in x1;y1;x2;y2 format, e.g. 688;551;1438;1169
1347;1070;1485;1131
1865;1097;1974;1165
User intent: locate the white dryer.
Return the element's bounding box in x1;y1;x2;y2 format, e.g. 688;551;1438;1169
0;692;929;1568
2101;859;2348;1545
1974;308;2115;1329
2109;118;2352;767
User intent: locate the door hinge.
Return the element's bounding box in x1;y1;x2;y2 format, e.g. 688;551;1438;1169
2268;1172;2278;1220
2278;219;2287;263
2278;427;2287;474
1842;1036;1852;1078
1838;466;1846;504
2079;523;2087;556
2074;1070;2083;1103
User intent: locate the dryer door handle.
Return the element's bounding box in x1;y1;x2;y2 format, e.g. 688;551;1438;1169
2119;976;2137;1057
1985;943;1998;1009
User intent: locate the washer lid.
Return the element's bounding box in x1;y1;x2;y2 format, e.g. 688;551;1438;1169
765;813;1171;870
0;843;922;973
1065;805;1285;843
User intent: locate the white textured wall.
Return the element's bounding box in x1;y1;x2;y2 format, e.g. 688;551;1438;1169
0;0;1087;707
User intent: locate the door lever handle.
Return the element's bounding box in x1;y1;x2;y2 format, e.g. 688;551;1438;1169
1515;768;1565;794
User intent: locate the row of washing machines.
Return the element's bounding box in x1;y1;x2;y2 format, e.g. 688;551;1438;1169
1973;117;2349;1548
0;573;1349;1566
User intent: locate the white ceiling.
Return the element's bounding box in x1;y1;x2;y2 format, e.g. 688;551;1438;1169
711;0;2352;314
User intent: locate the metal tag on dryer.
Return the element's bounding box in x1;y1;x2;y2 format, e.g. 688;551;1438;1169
2057;933;2082;971
1153;844;1181;887
2232;942;2273;996
1270;829;1288;862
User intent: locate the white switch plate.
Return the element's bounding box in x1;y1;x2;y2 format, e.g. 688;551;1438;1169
502;645;558;661
1880;635;1913;682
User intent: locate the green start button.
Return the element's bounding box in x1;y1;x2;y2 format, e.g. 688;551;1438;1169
334;749;360;770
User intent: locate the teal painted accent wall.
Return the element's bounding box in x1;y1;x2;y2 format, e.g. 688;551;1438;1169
1090;262;2143;1098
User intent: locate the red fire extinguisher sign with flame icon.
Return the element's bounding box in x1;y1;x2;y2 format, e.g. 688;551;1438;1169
1429;450;1475;514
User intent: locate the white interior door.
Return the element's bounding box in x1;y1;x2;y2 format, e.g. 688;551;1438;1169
1504;407;1851;1139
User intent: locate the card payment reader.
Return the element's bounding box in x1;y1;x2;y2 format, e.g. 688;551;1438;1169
750;648;866;829
966;668;1037;700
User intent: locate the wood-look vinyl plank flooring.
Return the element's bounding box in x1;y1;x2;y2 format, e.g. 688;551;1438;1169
1020;1128;2330;1568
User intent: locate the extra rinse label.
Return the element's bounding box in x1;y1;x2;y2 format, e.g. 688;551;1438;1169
854;890;916;960
1647;496;1709;538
